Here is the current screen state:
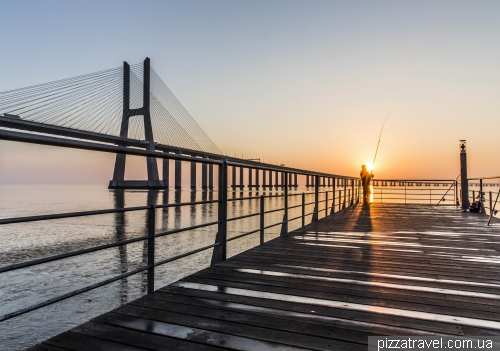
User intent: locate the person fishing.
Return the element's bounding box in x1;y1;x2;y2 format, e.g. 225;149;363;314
360;165;373;204
363;112;390;205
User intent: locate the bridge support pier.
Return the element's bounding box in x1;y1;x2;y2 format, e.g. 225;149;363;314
175;152;182;189
208;164;214;189
109;58;163;189
202;160;207;189
191;161;197;189
232;166;237;188
262;170;266;188
162;153;169;188
255;169;260;188
248;168;253;188
275;171;279;188
239;167;244;189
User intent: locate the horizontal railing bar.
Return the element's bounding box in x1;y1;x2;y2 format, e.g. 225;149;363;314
0;234;148;274
374;179;455;182
263;221;283;230
228;194;283;201
0;220;220;274
263;207;285;215
0;129;223;165
287;203;302;210
0;200;220;225
154;243;219;267
0;206;147;225
227;228;260;242
468;176;500;180
155;199;219;209
227;212;260;222
226;160;358;179
288;192;315;197
287;215;303;222
155;221;219;238
0;129;359;179
0;265;148;323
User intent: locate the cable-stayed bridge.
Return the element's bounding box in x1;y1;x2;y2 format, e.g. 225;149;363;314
0;58;225;188
0;58;345;189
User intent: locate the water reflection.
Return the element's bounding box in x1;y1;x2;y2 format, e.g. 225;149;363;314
142;190;159;294
112;189;128;304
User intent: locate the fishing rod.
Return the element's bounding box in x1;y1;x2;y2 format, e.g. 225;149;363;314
371;112;390;176
436;162;472;206
435;174;460;206
487;190;500;226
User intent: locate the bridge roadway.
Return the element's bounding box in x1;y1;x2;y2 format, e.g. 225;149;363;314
28;204;500;350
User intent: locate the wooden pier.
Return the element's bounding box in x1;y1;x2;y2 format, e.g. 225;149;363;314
29;204;500;350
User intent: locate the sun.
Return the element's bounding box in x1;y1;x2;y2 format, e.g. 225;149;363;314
365;162;374;172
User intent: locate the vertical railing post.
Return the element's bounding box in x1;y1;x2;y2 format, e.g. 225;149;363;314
220;161;227;259
338;190;341;211
325;191;328;218
301;192;305;227
260;195;265;245
312;174;319;221
331;177;336;215
351;179;354;205
281;172;289;235
342;180;346;209
358;180;360;203
455;180;460;206
429;189;432;205
147;204;156;294
211;160;227;265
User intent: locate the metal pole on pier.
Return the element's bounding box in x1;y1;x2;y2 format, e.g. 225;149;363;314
459;140;469;210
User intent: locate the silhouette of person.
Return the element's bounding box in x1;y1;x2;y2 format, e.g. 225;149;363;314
360;165;373;204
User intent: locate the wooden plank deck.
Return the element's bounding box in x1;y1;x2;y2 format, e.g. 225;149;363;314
29;204;500;351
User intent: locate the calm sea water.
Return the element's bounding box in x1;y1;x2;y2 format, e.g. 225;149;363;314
0;184;322;350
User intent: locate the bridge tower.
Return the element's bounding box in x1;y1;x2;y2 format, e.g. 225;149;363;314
109;58;163;189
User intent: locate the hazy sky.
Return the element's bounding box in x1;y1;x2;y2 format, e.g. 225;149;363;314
1;0;499;183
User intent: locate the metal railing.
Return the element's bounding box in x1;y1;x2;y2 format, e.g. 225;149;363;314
0;129;360;324
371;179;458;205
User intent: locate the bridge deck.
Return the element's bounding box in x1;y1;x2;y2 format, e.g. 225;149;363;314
29;204;500;351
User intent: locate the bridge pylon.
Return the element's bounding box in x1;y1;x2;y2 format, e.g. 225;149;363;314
109;58;164;189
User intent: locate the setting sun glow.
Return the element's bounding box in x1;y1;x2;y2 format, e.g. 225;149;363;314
366;162;374;172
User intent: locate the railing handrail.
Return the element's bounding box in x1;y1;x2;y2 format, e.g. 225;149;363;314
468;176;500;180
373;179;455;182
0;128;359;179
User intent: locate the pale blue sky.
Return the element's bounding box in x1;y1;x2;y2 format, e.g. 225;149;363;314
1;0;499;183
